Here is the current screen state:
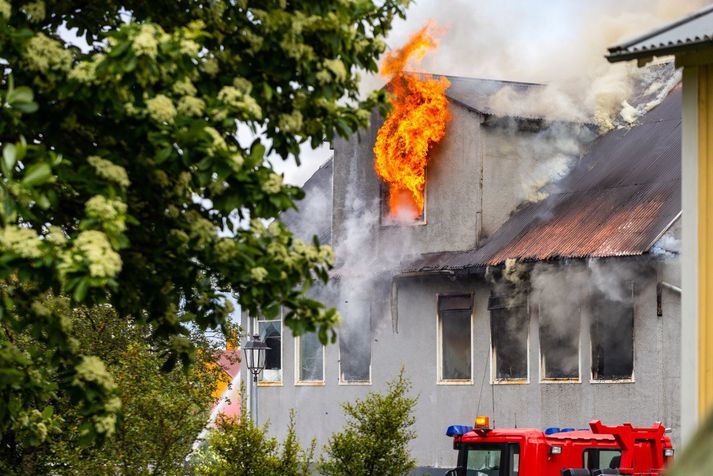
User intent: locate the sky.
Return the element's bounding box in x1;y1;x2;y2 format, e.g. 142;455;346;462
274;0;710;186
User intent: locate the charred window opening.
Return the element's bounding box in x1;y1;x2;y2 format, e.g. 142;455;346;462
539;302;580;381
590;284;634;381
338;301;372;384
438;294;473;382
258;315;282;384
297;332;324;383
379;176;426;225
490;294;529;382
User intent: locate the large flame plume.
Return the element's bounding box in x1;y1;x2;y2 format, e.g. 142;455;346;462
374;23;450;220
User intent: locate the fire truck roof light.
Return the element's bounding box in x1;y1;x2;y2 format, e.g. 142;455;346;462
446;425;473;437
474;416;490;429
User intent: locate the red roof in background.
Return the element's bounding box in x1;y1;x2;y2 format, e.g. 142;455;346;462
216;349;240;379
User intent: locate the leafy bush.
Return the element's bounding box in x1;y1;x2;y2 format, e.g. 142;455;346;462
319;369;417;476
196;409;314;476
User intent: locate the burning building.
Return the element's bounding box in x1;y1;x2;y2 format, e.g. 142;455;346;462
240;40;683;472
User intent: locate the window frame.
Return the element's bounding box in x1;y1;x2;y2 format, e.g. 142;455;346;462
379;171;428;227
490;300;530;385
337;334;372;385
589;282;636;384
294;332;326;386
256;311;284;387
538;302;582;384
436;293;474;385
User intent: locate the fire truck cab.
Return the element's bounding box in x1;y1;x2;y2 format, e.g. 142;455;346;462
445;417;674;476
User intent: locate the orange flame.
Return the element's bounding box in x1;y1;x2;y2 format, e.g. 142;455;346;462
374;23;450;220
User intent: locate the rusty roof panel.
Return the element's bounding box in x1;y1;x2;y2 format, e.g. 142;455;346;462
409;86;681;272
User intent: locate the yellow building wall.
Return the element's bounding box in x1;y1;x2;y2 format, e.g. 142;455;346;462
700;64;713;417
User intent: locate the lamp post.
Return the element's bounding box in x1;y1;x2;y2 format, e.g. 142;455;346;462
243;333;269;425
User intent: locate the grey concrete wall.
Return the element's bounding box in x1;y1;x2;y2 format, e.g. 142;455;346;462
242;258;681;471
332;102;483;256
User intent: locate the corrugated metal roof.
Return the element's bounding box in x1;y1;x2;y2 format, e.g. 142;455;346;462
607;4;713;62
410;86;682;272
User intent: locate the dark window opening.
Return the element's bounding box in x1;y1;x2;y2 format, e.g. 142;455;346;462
540;303;580;380
339;300;372;383
439;295;473;381
490;295;528;382
258;318;282;383
583;448;621;470
590;285;634;381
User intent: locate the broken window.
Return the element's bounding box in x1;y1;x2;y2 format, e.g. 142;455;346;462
490;295;529;382
338;301;372;384
438;294;473;382
257;316;282;384
539;302;580;381
380;180;426;225
590;285;634;381
296;331;324;383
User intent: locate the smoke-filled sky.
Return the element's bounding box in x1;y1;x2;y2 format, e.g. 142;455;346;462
275;0;709;186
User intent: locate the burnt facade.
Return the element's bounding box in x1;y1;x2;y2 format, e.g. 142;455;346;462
241;76;682;472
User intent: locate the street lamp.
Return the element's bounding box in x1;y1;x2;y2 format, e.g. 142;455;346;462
243;333;269;425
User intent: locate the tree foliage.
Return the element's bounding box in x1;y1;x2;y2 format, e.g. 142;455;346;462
0;0;409;448
195;409;314;476
318;369;417;476
0;296;228;474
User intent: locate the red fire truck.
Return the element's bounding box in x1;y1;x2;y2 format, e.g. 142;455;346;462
445;417;674;476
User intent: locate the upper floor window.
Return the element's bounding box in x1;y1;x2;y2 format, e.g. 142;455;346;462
590;285;634;381
490;294;529;383
257;313;282;385
437;294;473;383
380;180;426;225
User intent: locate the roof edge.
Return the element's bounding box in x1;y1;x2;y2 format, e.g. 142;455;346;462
607;3;713;55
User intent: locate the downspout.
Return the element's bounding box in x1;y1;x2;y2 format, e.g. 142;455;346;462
391;270;456;333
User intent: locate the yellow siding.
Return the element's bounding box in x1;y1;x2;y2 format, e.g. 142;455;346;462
700;64;713;417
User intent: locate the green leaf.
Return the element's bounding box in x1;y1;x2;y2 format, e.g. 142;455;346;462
6;86;34;105
22;163;52;186
14;102;38;114
2;144;16;175
73;278;89;302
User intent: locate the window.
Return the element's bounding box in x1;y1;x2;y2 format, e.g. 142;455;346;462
438;294;473;382
590;285;634;381
490;295;529;382
338;301;372;384
296;331;324;384
257;316;282;384
583;448;621;471
539;303;580;381
458;443;520;476
380;180;426;225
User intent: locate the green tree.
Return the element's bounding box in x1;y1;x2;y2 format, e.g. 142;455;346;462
196;409;314;476
1;296;229;474
0;0;409;450
319;369;417;476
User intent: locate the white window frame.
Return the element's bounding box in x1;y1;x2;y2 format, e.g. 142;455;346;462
490;300;530;385
294;333;326;386
256;311;283;387
589;282;636;384
436;293;474;385
337;334;372;385
538;303;581;384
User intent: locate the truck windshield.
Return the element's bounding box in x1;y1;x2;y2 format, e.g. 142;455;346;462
458;443;520;476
